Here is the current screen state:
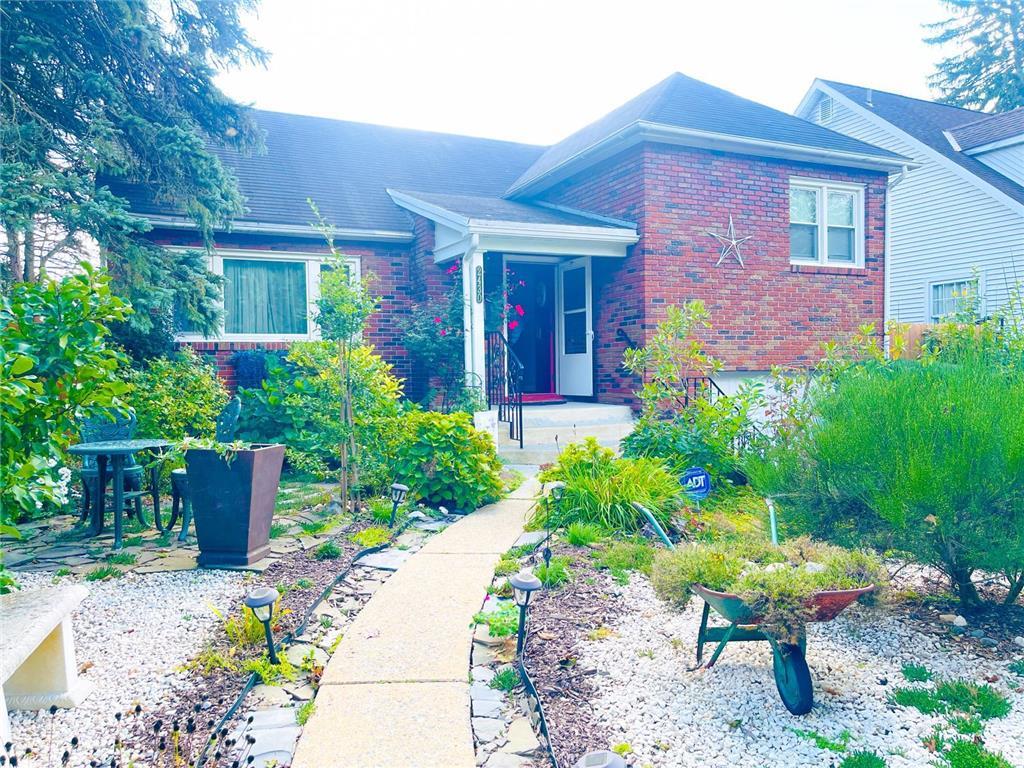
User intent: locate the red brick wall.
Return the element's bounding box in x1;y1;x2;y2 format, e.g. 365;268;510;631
538;144;888;404
151;229;414;387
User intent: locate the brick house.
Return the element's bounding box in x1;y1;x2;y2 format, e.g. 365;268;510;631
112;72;907;405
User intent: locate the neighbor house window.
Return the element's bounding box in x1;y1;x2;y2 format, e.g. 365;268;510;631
789;179;864;267
223;258;309;335
930;279;978;322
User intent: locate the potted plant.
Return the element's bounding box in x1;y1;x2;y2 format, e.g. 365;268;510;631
183;439;285;566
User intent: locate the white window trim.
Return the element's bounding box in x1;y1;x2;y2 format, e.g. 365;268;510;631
174;248;361;343
788;177;866;269
927;275;983;323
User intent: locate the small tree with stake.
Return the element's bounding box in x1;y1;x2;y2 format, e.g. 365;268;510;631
310;202;379;513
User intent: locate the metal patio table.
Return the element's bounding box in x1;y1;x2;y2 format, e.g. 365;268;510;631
67;439;172;550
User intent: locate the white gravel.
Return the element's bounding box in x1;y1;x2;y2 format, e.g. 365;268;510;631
8;569;246;765
581;578;1024;768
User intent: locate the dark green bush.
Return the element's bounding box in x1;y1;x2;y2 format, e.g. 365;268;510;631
534;438;682;533
389;410;503;510
747;352;1024;609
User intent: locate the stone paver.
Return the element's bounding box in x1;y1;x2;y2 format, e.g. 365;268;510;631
293;478;538;768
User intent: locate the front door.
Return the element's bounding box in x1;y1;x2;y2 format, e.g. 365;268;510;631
556;257;594;396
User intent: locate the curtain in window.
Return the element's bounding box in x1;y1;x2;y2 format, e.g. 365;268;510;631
224;259;308;334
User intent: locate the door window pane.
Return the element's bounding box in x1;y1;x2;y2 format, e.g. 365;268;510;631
562;267;586;312
827;227;854;261
224;259;308;334
563;311;587;354
790;224;818;260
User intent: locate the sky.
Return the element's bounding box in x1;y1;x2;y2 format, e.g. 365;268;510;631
217;0;953;147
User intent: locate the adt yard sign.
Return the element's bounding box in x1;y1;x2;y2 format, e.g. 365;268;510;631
682;467;712;501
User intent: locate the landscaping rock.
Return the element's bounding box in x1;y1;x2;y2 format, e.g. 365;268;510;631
1013;636;1024;648
284;642;329;667
938;613;957;623
504;718;539;756
356;549;413;571
981;637;998;648
472;716;506;743
953;615;968;627
250;684;293;708
483;752;532;768
512;531;547;548
472;665;496;684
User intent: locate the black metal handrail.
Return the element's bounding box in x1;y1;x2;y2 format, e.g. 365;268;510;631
485;331;524;449
682;375;726;407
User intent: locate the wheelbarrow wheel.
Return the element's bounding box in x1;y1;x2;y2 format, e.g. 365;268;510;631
772;643;813;715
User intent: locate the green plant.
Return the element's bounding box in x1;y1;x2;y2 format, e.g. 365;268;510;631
890;679;1011;720
489;666;520;692
940;740;1012;768
950;716;983;735
791;728;849;753
593;540;655;584
54;566;71;578
122;348;229;444
367;497;402;525
301;515;345;536
216;598;283;649
294;578;314;590
184;647;239;676
314;541;342;560
242;652;297;685
472;602;519;639
535;556;571;587
84;564;123;581
1009;659;1024;676
296;701;316;726
270;523;290;539
839;752;887;768
565;522;604;547
106;552;136;566
350;526;391;548
902;663;933;683
748;349;1024;610
534;438;682;533
494;557;519;577
611;743;632;757
389;410;503;510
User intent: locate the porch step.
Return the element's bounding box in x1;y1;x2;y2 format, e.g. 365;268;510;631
492;403;635;465
521;392;567;406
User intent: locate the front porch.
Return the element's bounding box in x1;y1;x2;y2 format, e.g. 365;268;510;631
387;190;639;402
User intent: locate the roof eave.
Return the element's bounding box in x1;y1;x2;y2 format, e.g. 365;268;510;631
142;214;414;243
962;133;1024;155
507;119;913;198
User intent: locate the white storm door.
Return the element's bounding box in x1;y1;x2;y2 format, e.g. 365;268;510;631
556;257;594;396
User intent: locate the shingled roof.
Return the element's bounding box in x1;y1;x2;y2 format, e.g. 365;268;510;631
821;81;1024;208
104;110;544;235
947;108;1024;152
508;72;906;196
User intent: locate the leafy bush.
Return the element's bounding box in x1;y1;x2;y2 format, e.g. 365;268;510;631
534;438;682;533
1;266;130;526
389;410;503;509
839;752;886;768
940;740;1012;768
237;341;404;491
123;347;228;441
652;538;884;635
472;601;519;638
350;526;391;548
536;555;572;587
902;663;933;683
565;522;604;547
593;540;655;584
314;541;341;560
747;351;1024;609
489;666;520;692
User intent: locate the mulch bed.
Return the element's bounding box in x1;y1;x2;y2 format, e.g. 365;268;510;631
522;543;629;767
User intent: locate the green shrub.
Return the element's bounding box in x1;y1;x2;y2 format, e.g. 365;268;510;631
593;540;655;584
902;663;933;683
747;352;1024;609
534;438;682;533
890;679;1011;721
840;752;886;768
565;522;604;547
536;555;572;587
122;348;228;442
389;410;503;510
494;557;519;577
84;564;123;581
314;541;342;560
489;666;520;692
940;740;1012;768
296;701;316;726
350;526;391;548
472;601;519;638
237;341;404;490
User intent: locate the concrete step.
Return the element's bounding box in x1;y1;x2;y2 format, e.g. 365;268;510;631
494;421;634;448
497;436;625;465
517;402;634;428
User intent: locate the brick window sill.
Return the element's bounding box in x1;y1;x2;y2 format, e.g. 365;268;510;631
790;264;869;276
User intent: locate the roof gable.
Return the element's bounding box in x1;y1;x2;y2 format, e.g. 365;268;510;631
508;72;906;196
816;80;1024;210
948;108;1024;152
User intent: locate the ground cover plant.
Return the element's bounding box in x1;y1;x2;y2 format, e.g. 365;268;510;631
534;438;682;533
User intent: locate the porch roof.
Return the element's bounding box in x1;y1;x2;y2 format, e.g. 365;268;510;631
387;190;639;261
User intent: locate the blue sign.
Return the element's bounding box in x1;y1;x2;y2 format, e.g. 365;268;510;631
681;467;712;500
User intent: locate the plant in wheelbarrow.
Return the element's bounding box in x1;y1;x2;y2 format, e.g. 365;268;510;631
652;538;886;715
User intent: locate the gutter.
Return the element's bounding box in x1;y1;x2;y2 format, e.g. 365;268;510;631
883;164;910;340
144;214;414;243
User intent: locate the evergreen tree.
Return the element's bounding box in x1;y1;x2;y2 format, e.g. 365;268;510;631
926;0;1024;111
1;0;267;355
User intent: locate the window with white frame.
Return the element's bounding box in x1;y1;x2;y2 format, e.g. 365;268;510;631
930;278;978;322
176;250;360;340
789;180;864;267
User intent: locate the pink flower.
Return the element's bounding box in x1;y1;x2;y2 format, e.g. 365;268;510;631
440;329;447;336
446;263;460;275
433;316;442;324
518;280;526;287
508;320;519;330
515;304;525;317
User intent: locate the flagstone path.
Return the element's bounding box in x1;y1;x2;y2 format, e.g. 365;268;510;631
292;476;539;768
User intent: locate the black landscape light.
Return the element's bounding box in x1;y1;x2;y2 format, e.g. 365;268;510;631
508;569;542;658
244;587;281;664
389;483;409;528
543;481;565;570
573;751;627;768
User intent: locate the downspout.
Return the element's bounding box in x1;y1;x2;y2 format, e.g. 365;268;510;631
883;165;909;350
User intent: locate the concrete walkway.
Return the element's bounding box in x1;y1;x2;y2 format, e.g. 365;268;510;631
292;477;539;768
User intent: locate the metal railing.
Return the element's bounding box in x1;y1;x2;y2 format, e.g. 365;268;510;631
485;331;524;449
682;375;726;407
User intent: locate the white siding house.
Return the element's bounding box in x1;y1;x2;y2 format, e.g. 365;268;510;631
796;82;1024;324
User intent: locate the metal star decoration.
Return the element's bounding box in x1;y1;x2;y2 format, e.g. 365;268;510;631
706;215;752;268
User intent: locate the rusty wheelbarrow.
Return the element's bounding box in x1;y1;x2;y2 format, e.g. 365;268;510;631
690;583;875;715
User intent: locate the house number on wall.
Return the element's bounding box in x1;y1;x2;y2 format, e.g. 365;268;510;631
475;264;484;303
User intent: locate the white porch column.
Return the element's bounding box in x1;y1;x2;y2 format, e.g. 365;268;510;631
462;247;486;394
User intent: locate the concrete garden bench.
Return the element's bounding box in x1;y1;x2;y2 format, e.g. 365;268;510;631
0;585;93;742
